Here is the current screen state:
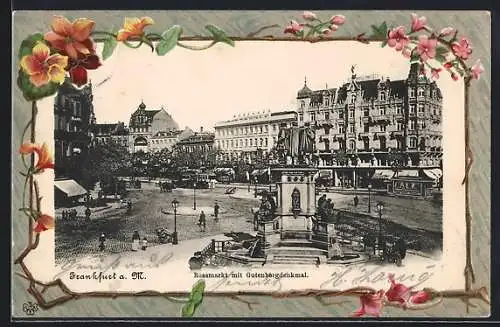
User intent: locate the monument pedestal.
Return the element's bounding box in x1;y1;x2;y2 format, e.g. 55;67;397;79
256;220;275;256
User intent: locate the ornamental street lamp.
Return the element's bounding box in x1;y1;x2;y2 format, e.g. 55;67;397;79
193;182;197;210
377;201;384;254
368;184;372;213
254;176;258;198
171;198;179;245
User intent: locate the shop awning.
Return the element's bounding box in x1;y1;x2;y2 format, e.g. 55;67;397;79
423;168;443;180
55;179;87;198
371;170;395;180
396;170;420;178
251;169;268;176
319;170;332;177
214;168;235;175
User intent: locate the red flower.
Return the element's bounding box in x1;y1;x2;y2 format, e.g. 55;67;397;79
409;290;432;304
416;35;437;62
284;20;305;35
44;16;96;59
451;72;459;81
387;26;410;51
34;214;55;233
68;54;102;86
411;13;427;32
443;62;453;69
352;290;385;317
431;68;442;80
471;59;484;80
451;37;473;60
385;273;411;306
19;143;55;173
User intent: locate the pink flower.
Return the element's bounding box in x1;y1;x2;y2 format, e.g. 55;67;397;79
387;26;410;51
411;13;427;32
330;24;339;32
330;15;345;25
431;68;442;80
439;27;455;37
443;62;453;69
352;290;385;317
385;273;411;306
402;47;412;58
452;37;473;60
284;20;305;35
416;35;437;61
302;11;317;21
471;59;484;80
409;290;432;304
451;72;459;81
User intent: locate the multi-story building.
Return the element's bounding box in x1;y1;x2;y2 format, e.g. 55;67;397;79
93;122;129;147
149;128;194;152
128;101;180;153
175;128;215;153
53;78;96;183
214;110;297;163
297;63;443;188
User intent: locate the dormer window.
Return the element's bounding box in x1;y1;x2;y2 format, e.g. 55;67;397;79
380;92;386;101
300;101;305;109
409;88;415;98
350;94;356;104
417;87;425;97
325;98;330;107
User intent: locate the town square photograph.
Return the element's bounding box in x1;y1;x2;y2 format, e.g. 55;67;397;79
35;37;467;292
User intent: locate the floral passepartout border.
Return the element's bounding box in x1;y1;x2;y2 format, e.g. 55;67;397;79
14;12;489;317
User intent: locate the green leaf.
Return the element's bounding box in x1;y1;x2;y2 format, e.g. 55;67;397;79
370;21;388;38
435;46;448;57
435;53;446;64
188;279;206;305
17;70;60;102
181;301;196;317
205;24;235;47
156;25;183;56
102;36;118;61
18;33;45;60
410;51;420;63
381;40;388;48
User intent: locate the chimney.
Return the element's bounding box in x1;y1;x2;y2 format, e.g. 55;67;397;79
200;126;204;133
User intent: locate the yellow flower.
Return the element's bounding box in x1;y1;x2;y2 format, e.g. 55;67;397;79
116;17;154;41
20;42;68;87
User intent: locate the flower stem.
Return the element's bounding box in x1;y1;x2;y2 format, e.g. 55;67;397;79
176;40;217;51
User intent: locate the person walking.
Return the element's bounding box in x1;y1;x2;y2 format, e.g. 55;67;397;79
98;233;106;251
353;195;359;207
141;237;148;251
214;202;220;222
85;207;91;222
132;231;141;251
199;211;206;232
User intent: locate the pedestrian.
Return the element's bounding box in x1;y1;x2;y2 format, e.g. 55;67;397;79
99;233;106;251
199;211;206;232
317;194;327;219
132;231;141;251
353;195;359;207
141;237;148;251
62;210;66;221
85;207;91;222
214;202;220;221
330;237;344;259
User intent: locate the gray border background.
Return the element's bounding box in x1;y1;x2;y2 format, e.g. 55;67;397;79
11;10;491;318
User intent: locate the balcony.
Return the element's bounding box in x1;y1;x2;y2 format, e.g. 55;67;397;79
390;131;404;139
393;113;404;121
372;115;391;123
358;132;371;139
362;116;371;123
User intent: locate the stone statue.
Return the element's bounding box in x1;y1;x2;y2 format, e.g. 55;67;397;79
276;124;316;165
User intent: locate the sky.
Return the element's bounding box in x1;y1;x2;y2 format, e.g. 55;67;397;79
83;40;459;132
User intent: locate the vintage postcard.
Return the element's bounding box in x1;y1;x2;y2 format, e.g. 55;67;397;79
12;10;491;319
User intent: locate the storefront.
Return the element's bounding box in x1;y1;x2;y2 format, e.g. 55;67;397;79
388;170;435;197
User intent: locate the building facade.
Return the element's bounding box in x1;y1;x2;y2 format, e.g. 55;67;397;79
54;78;96;183
214;110;297;164
297;63;443;188
93;122;129;147
149;128;194;152
128;101;181;153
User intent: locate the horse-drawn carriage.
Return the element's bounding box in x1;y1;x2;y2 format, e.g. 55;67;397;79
363;233;407;266
158;180;175;192
156;227;174;244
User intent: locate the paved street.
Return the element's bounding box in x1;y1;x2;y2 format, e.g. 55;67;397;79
56;182;442;264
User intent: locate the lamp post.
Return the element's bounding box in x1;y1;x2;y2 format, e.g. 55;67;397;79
254;176;258;198
171;198;179;245
376;201;384;254
367;184;372;213
193;182;197;210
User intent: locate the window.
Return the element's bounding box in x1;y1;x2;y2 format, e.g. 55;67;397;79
301;101;305;109
339;111;344;119
264;125;268;133
324;126;330;135
380;124;386;132
363;108;369;117
380;92;386;101
325;112;330;120
409;137;418;148
264;138;268;146
254;138;257;146
432;90;437;98
418;103;425;113
349;124;355;133
397;139;403;149
363;124;369;132
299;113;303;121
325;98;330;107
432;106;437;115
409;104;416;114
396;104;402;114
349;110;354;118
338;125;345;133
249;139;253;146
363;139;369;150
409;119;416;130
311;113;316;121
230;140;234;147
350;94;356;104
379;106;386;115
417;87;425;97
349;140;356;149
245;139;248;146
259;126;263;133
380;137;387;150
409;88;415;97
273;124;277;131
418;120;426;129
397;122;403;131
